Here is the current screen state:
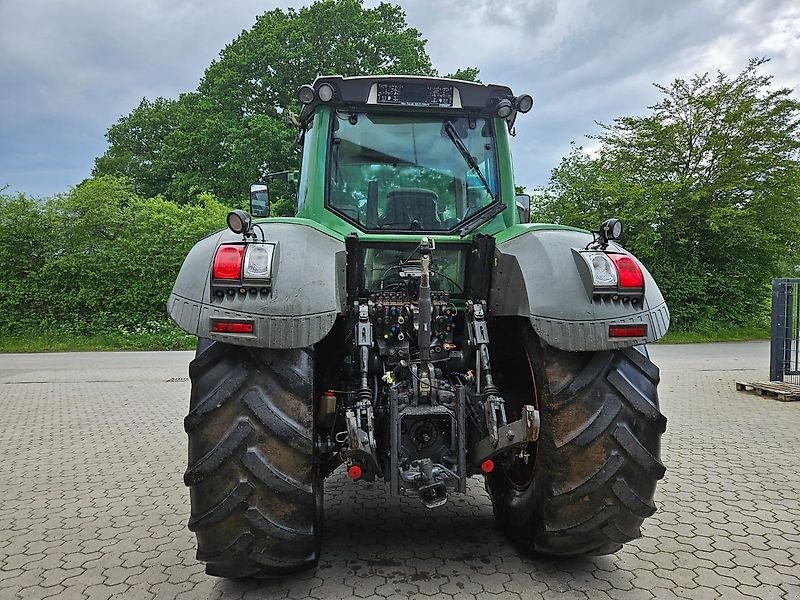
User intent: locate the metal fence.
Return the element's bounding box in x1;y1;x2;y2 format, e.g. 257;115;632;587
770;278;800;383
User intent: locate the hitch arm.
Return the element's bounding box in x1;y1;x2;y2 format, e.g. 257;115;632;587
469;405;540;468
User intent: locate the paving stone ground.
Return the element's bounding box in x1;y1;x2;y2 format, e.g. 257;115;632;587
1;342;799;600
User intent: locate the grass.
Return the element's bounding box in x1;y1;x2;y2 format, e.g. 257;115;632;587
659;324;770;344
0;330;196;353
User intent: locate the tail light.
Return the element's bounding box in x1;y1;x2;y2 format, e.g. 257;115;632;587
213;244;245;280
583;252;618;289
607;254;644;290
579;251;644;294
243;244;275;280
212;243;275;284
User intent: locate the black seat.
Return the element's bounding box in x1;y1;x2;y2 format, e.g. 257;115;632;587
382;188;441;230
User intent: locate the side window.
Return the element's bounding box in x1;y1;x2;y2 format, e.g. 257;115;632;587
295;120;315;214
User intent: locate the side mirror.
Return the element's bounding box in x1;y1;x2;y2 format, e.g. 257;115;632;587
515;194;531;223
250;184;270;218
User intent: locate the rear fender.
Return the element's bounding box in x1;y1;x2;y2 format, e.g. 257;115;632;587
168;222;346;348
490;228;669;351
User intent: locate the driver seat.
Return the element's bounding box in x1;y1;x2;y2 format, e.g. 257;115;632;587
382;188;441;230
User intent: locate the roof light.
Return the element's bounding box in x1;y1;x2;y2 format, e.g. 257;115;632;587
212;244;245;280
495;98;513;119
298;84;315;105
516;94;534;113
317;82;334;102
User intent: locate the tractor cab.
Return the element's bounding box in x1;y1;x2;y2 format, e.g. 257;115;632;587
256;76;534;238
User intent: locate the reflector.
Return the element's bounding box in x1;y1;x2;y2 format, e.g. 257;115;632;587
609;324;647;338
347;464;363;480
211;320;254;334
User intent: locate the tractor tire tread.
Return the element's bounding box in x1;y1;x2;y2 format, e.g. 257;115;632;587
185;341;320;578
487;327;665;559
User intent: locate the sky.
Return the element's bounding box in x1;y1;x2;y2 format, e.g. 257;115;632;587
0;0;798;198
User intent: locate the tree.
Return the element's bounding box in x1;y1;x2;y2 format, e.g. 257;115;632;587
93;98;180;199
446;67;481;82
535;59;800;329
94;0;474;207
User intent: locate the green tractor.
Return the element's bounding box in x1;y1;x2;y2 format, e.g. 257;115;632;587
168;75;669;578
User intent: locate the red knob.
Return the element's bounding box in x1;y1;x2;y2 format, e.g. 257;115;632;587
480;459;495;474
347;464;363;480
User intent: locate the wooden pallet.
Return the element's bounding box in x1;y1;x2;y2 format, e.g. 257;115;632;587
736;381;800;402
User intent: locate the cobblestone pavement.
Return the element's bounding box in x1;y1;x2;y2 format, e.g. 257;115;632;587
1;342;799;599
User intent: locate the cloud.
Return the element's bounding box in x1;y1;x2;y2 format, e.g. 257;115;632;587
0;0;306;196
0;0;798;197
401;0;799;189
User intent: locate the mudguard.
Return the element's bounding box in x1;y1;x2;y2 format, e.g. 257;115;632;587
490;228;669;351
168;222;346;349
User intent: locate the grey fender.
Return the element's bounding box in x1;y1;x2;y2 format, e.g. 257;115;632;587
490;228;670;351
168;222;346;348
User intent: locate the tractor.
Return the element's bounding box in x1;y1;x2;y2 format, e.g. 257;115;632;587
168;75;668;578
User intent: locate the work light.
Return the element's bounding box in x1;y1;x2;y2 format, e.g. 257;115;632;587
318;83;335;102
298;84;315;105
226;210;251;235
495;99;513;118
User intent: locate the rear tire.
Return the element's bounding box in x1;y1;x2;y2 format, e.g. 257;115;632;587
184;340;322;578
487;323;666;557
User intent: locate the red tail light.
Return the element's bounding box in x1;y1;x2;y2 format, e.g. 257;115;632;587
608;254;644;289
213;244;245;280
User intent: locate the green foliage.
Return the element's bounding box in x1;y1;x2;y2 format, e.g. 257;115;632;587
0;327;195;353
93;97;180;199
658;323;770;344
0;176;228;338
93;0;475;211
446;67;481;82
535;59;800;330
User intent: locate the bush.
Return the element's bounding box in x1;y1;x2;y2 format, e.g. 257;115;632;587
0;176;229;338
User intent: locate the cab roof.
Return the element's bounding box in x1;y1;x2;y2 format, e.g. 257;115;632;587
298;75;521;124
